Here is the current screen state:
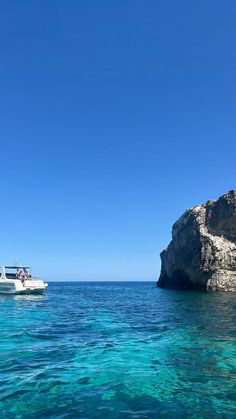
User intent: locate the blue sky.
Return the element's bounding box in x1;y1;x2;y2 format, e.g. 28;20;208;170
1;1;236;280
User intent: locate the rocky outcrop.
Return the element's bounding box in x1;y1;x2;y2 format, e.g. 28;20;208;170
157;190;236;291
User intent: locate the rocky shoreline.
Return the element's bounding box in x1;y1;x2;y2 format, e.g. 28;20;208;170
157;190;236;291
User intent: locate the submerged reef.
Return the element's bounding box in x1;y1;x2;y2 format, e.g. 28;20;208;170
157;190;236;291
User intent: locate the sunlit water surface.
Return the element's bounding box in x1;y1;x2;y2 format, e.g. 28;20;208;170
0;282;236;418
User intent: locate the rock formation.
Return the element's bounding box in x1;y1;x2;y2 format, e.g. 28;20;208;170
157;190;236;291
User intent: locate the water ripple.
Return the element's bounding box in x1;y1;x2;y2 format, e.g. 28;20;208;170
0;282;236;417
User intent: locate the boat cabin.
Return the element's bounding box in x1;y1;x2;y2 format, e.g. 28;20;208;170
0;266;32;280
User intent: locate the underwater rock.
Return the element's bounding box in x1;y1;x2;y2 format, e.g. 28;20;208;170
157;190;236;291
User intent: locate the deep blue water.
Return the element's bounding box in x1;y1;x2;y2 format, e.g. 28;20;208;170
0;281;236;418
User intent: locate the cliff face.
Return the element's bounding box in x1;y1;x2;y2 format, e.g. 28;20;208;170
157;190;236;291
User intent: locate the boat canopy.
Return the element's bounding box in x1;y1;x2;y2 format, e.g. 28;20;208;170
4;266;31;270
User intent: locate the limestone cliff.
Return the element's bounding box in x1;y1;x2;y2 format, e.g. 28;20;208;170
157;190;236;291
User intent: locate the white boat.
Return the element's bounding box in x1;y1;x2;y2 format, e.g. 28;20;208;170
0;266;48;295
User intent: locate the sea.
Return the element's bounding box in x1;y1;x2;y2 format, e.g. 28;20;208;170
0;281;235;418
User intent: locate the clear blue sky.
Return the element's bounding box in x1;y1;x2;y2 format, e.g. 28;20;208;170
1;1;236;280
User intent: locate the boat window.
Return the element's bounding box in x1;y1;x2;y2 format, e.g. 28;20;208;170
6;273;16;279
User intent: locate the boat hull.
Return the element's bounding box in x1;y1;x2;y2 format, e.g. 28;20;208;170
0;279;48;295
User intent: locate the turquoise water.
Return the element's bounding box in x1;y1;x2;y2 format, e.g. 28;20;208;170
0;282;236;418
